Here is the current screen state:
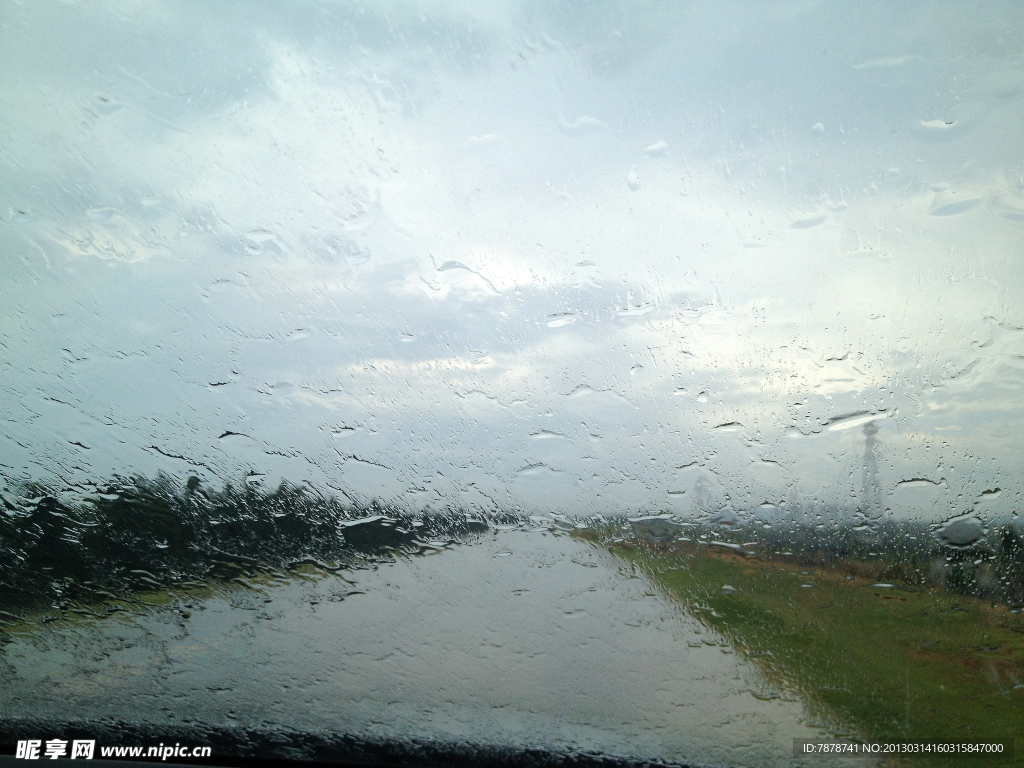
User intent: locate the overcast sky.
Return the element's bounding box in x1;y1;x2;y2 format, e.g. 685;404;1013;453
2;0;1023;526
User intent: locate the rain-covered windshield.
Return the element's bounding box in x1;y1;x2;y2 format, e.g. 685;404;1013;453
2;2;1023;767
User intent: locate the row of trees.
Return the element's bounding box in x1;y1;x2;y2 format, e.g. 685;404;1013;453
0;473;489;616
3;470;1021;617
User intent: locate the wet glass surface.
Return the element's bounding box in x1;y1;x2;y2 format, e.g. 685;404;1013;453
2;1;1023;765
1;529;871;767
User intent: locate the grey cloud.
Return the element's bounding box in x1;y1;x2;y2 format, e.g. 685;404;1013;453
2;0;1022;522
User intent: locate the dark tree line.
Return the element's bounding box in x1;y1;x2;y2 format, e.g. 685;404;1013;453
0;474;490;617
3;472;1022;620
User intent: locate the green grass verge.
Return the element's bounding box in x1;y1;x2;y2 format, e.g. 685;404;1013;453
589;534;1024;767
